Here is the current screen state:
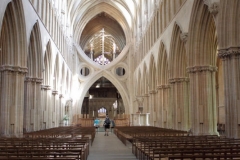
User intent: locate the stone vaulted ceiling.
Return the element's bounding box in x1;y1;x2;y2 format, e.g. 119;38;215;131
67;0;138;63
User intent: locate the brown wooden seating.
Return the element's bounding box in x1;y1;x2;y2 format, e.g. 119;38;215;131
0;126;95;160
114;126;240;160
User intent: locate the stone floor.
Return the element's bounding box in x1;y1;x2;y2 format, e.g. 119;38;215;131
87;129;138;160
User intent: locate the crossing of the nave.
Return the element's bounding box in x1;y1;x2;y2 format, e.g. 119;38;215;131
0;0;240;159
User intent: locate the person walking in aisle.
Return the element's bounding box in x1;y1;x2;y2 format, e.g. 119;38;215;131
94;118;100;133
103;115;111;136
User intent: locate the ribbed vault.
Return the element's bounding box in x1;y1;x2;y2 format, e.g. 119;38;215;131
80;12;126;61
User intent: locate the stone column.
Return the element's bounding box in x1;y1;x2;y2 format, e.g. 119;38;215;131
169;78;189;131
156;85;170;128
0;65;27;137
149;90;157;126
144;94;149;114
156;86;162;127
41;85;52;129
52;90;58;127
187;65;218;135
65;99;72;125
35;78;43;131
24;77;43;132
58;94;64;126
218;48;240;138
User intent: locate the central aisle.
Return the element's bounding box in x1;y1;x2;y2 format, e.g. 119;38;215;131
87;130;138;160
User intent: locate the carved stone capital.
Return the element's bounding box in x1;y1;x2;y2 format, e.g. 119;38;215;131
218;47;240;60
41;85;51;90
0;65;28;74
52;90;58;95
209;2;219;16
35;78;43;84
204;0;219;16
59;94;64;98
169;77;189;84
149;90;157;94
157;84;170;90
25;77;33;82
180;32;188;43
25;77;43;83
187;65;217;73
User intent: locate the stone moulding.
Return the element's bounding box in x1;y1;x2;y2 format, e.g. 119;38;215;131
0;65;28;73
180;32;188;43
169;77;189;84
187;65;217;73
52;90;58;95
25;77;43;83
41;85;51;90
157;84;170;89
218;47;240;60
149;90;157;94
59;94;64;98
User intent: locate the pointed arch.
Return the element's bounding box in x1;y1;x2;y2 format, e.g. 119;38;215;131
187;0;218;135
149;54;157;90
157;42;169;85
169;23;187;78
27;21;43;78
188;0;217;66
218;0;240;48
53;54;60;91
137;69;142;96
143;63;148;95
60;63;66;94
43;40;53;85
0;0;27;136
65;71;70;95
0;0;27;66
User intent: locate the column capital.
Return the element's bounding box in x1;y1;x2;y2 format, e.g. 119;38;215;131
0;65;28;74
52;90;58;95
218;47;240;60
41;85;51;90
180;32;188;43
25;77;43;83
157;84;170;90
169;77;189;84
149;90;157;94
204;0;219;16
187;65;217;73
59;94;64;98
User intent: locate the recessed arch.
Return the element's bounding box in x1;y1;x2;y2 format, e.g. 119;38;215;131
77;71;130;115
188;0;217;66
53;54;60;91
43;41;53;85
27;21;43;78
149;54;156;90
169;23;187;78
0;0;27;66
157;42;169;85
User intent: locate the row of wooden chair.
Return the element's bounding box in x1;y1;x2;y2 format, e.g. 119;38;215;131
24;126;95;145
115;126;240;159
134;136;240;159
0;137;89;160
0;126;95;160
114;126;188;146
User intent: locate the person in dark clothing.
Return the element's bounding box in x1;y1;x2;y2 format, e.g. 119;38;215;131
104;115;110;136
